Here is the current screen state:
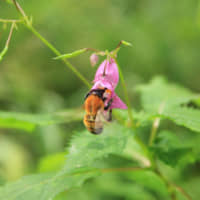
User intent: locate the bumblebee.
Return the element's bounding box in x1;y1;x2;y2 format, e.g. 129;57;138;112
83;88;112;134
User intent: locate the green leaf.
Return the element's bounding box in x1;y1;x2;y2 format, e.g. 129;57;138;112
161;106;200;133
65;172;157;200
0;46;8;63
121;40;132;47
0;170;100;200
137;77;200;133
64;123;151;171
0;109;83;132
0;123;151;200
127;170;170;199
137;77;199;112
151;131;195;166
54;48;87;60
113;109;154;127
38;152;66;173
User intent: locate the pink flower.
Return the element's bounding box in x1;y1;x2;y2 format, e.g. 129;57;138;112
92;58;127;110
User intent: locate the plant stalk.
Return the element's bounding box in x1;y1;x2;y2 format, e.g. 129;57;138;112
114;59;134;127
12;0;91;88
149;102;165;146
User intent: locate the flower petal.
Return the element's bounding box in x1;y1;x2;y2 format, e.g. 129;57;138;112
91;78;114;92
110;92;127;109
94;58;119;89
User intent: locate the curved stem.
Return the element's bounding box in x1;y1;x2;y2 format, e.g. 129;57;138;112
0;18;22;23
148;102;165;146
27;26;91;88
12;0;91;89
174;185;192;200
0;22;15;62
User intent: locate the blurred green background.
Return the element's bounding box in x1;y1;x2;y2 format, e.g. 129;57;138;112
0;0;200;199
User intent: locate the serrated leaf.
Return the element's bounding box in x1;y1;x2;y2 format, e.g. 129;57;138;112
64;123;151;171
161;106;200;133
137;77;200;112
137;77;200;133
0;109;83;132
65;172;156;200
113;109;154;127
0;170;100;200
151;131;195;166
0;123;151;200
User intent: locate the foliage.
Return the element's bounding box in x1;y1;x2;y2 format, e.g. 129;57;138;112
0;109;83;132
0;76;199;199
151;131;196;167
0;1;200;200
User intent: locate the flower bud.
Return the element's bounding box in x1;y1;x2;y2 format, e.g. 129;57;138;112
90;53;99;67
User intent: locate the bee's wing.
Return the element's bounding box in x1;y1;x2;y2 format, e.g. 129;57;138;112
93;109;104;134
103;109;112;122
93;109;112;134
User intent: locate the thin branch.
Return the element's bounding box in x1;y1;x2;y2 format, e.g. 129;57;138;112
12;0;29;24
0;18;22;23
148;102;165;146
0;22;15;62
173;184;193;200
154;168;178;200
5;22;15;47
12;0;91;88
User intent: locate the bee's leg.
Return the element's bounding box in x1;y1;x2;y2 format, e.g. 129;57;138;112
103;109;112;122
104;99;113;110
84;91;91;100
107;109;112;121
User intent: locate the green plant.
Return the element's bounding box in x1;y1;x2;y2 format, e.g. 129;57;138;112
0;1;200;200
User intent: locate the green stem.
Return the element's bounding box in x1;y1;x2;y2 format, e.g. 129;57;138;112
149;117;160;146
172;184;192;200
27;26;91;88
154;168;178;200
114;59;134;127
148;102;165;146
0;18;22;23
0;22;15;62
12;0;91;89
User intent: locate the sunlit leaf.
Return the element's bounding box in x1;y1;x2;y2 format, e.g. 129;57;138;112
0;123;151;199
38;152;66;173
137;77;200;112
0;170;100;200
64;123;151;171
161;106;200;133
137;77;200;133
